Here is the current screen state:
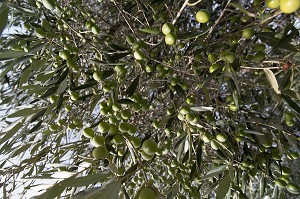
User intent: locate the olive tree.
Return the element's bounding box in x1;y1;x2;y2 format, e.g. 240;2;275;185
0;0;300;198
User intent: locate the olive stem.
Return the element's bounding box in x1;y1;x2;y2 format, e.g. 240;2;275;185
241;66;280;70
187;0;203;6
205;0;231;41
172;0;189;25
111;0;138;38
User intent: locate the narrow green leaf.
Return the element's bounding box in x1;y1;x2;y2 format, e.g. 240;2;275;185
279;70;292;90
149;82;162;89
283;131;298;149
229;2;255;17
196;142;203;170
139;28;160;34
0;119;24;145
259;176;266;197
202;69;220;87
244;129;264;135
73;180;121;199
256;32;278;46
0;55;33;79
0;60;15;79
35;71;56;82
73;81;97;91
272;186;279;198
190;162;197;180
275;41;299;52
282;94;300;116
40;86;59;99
282;89;298;99
104;52;130;63
31;58;47;70
10;143;32;158
28;120;43;133
116;98;134;104
32;176;76;199
200;165;227;181
0;5;8;36
19;65;32;86
55;68;69;86
123;163;138;178
7;108;41;118
125;75;140;97
29;108;47;123
216;173;231;199
0;50;26;60
108;43;129;51
28;43;47;54
57;79;68;94
60;171;111;187
102;70;115;79
227;79;239;107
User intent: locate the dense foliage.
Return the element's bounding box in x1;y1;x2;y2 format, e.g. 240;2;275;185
0;0;300;198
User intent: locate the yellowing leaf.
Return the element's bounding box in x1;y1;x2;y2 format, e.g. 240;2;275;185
263;68;281;94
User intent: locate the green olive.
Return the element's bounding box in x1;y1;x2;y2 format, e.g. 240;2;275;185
92;146;109;159
83;128;95;138
162;22;174;35
266;0;280;9
98;121;110;133
242;28;255;39
90;135;105;147
196;10;210;23
138;187;157;199
165;33;176;45
280;0;300;14
142;139;157;155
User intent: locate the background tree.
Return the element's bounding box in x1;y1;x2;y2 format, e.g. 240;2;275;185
0;0;300;198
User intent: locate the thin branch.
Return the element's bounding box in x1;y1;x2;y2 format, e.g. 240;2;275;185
187;0;203;6
240;66;280;70
205;0;231;41
172;0;189;25
111;0;137;38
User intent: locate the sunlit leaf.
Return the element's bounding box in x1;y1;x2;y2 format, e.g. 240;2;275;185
191;106;214;112
72;179;121;199
7;108;42;118
0;119;24;145
263;69;280;94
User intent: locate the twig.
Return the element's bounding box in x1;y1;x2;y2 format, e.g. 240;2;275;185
205;0;231;41
260;10;282;25
240;66;280;70
172;0;189;25
111;0;137;38
187;0;203;6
